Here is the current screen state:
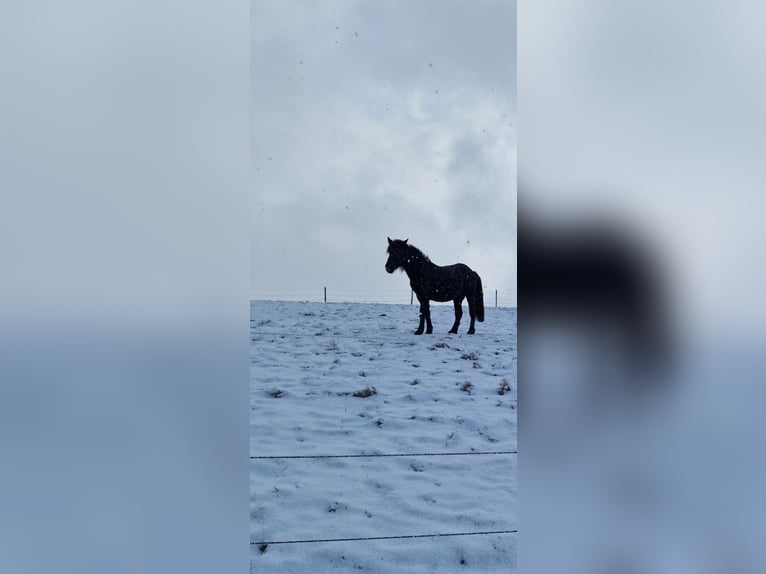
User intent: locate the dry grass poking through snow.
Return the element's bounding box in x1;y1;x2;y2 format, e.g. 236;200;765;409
250;301;517;573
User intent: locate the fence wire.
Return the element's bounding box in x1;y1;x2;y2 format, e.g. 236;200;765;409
250;450;517;459
252;530;517;547
250;288;516;308
251;449;517;549
250;297;516;553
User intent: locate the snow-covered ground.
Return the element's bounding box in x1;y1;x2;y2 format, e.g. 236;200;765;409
250;300;517;573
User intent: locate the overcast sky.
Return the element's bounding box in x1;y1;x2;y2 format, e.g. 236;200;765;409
251;0;516;305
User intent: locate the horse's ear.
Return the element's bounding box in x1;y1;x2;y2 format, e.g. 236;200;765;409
403;238;408;244
387;237;392;245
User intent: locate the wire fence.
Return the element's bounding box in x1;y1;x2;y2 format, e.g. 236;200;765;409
250;296;517;554
251;433;517;551
251;450;518;549
252;530;517;547
250;450;517;459
250;287;516;308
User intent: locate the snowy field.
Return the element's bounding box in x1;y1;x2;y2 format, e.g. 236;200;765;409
250;300;517;573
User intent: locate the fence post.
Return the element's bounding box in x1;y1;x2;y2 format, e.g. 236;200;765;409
410;289;413;305
324;286;327;303
495;290;497;308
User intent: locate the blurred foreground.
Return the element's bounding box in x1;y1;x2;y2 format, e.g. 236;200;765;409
520;1;766;571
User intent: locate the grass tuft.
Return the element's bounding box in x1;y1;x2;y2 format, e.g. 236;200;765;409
353;386;377;398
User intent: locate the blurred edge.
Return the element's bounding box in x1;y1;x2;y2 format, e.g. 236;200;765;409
520;1;766;573
0;2;250;574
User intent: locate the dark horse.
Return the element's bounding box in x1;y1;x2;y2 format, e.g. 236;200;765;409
519;208;673;388
385;237;485;335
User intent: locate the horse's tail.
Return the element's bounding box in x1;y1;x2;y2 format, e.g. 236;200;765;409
475;272;485;322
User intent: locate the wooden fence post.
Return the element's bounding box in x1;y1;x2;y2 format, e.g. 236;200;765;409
324;286;327;303
410;289;413;305
495;290;498;308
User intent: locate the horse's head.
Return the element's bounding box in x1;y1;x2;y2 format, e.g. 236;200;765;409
385;237;409;273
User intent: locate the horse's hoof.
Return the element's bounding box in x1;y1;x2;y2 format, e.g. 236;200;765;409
426;330;433;335
467;329;476;335
414;330;424;335
448;329;458;335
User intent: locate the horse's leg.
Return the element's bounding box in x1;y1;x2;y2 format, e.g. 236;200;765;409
414;295;427;335
424;299;433;334
449;297;463;334
466;294;477;334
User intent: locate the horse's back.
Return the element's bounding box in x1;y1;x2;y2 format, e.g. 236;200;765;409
453;262;480;283
443;262;474;275
431;262;481;297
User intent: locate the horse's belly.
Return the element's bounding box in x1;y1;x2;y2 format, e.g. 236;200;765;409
430;291;453;302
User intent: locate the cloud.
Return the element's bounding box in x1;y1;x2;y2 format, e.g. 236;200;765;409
251;0;516;303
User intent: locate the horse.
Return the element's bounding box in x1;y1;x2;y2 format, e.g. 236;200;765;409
385;237;485;335
519;208;673;405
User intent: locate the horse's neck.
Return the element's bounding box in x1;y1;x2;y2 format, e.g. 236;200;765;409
404;251;431;278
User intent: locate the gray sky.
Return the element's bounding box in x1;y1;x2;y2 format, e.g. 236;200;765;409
251;0;516;305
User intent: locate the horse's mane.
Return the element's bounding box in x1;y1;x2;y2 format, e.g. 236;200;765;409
387;241;430;263
405;243;431;263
